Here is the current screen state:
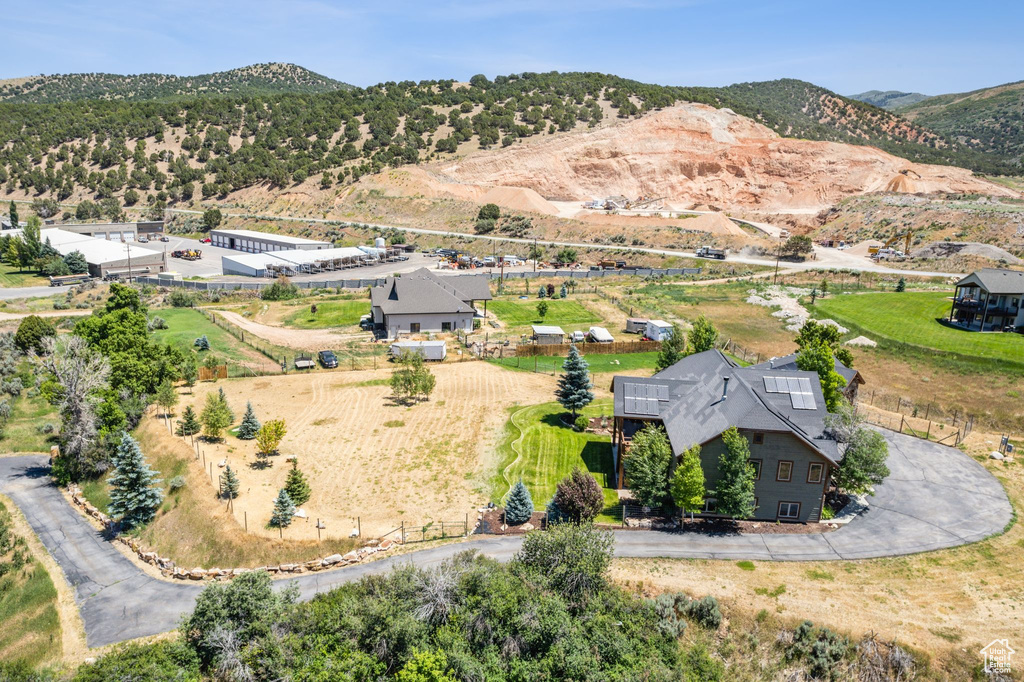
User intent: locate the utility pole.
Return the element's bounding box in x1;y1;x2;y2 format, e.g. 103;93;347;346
772;236;781;285
533;236;537;273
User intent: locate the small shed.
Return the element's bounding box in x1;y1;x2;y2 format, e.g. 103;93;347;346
532;325;566;345
645;320;674;341
390;340;447;361
588;326;614;343
625;318;649;334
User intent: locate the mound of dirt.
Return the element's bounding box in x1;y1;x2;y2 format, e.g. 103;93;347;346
427;103;1018;215
573;210;746;236
911;241;1023;264
846;240;884;256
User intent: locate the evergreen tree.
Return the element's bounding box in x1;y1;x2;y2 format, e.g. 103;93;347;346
64;250;88;274
654;324;686;372
194;335;210;351
716;427;756;520
504;479;534;524
219;465;240;499
284;459;311;506
177;405;201;436
237;401;260;440
896;277;906;292
217;387;235;423
107;432;163;529
269;488;295;528
537;285;546;298
560;283;568;299
8;201;17;229
687;315;719;355
555;344;594;418
670;444;706;520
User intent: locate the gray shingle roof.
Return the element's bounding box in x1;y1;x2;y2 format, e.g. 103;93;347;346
613;350;840;464
956;268;1024;294
751;353;862;388
370;268;492;317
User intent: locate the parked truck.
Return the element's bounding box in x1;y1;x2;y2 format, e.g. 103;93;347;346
695;246;727;260
49;273;91;287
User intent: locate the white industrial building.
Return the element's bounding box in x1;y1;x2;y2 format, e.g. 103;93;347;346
210;229;330;253
57;221;164;241
40;228;165;278
221;246;386;277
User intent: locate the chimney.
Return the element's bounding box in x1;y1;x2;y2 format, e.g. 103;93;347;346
769;357;775;369
721;376;730;400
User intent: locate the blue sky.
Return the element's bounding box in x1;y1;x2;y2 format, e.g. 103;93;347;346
3;0;1021;95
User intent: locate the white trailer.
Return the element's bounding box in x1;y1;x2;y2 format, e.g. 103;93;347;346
588;326;614;343
390;340;447;361
645;320;674;341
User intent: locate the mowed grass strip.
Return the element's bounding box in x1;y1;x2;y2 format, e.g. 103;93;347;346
815;291;1024;364
151;308;263;364
282;300;369;329
491;400;620;522
0;500;61;667
0;262;47;288
489;351;658;375
489;299;600;327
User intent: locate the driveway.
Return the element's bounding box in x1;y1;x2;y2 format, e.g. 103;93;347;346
0;429;1010;647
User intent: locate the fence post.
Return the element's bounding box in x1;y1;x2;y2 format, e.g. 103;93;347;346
899;415;905;433
244;511;247;532
926;421;931;440
358;516;361;537
401;521;405;544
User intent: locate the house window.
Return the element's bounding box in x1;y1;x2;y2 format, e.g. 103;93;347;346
441;322;452;331
807;463;824;484
778;501;801;520
702;498;717;514
750;459;762;481
410;323;420;333
752;432;764;445
777;460;793;482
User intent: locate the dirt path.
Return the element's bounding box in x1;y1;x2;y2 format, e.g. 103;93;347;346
212;309;362;351
0;309;92;323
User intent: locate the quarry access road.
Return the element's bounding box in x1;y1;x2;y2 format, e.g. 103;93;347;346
166;208;964;279
0;429;1008;647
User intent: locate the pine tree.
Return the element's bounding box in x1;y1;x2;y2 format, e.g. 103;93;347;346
504;479;534;525
284;459;311;506
655;324;686;372
269;488;295;528
194;335;210;351
219;465;240;499
237;402;260;440
896;277;906;292
108;433;164;530
555;344;594;418
178;405;201;436
9;201;18;229
537;285;546;298
218;388;235;423
560;283;568;299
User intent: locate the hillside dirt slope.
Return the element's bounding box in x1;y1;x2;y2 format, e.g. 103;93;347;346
425;102;1017;216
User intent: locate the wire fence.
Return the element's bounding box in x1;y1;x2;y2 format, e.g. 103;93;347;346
380;518;471;544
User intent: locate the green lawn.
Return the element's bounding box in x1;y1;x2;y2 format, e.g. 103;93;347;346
282;300;369;329
0;263;47;288
489;351;658;375
151;308;264;365
815;291;1024;365
491;400;620;523
489;299;600;327
0;499;61;666
1;391;59;453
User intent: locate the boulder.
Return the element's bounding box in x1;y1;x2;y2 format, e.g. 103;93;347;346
188;569;206;580
342;551;359;562
280;564;298;572
322;554;343;566
380;539;394;550
141;552;158;562
990;451;1005;460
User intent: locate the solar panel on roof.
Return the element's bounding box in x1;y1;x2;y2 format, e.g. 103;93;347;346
764;376;779;392
786;377;802;393
789;391;817;410
624;397;637;414
798;377;813;393
656;385;669;401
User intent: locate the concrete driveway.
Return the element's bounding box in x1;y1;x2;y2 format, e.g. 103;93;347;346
0;429;1010;647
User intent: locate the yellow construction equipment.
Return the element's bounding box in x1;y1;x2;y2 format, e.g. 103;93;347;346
869;231;913;257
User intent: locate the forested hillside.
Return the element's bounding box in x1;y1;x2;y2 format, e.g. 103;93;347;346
897;80;1024;165
0;63;350;103
0;71;1014;223
848;90;931;110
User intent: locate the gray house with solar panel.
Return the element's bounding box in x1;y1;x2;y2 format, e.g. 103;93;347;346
611;349;840;522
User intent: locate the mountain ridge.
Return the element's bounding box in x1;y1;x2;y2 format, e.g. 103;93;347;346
848;90;931;110
0;63;352;103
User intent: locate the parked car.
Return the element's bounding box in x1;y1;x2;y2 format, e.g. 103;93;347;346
570;330;586;343
138;237;149;243
359;314;373;330
200;237;212;244
160;235;170;242
318;350;339;368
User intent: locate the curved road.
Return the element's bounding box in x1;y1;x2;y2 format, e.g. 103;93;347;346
0;429;1010;648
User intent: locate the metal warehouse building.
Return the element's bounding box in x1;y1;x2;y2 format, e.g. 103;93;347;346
221;246;386;277
210;229;330;254
57;221;164;241
40;228;165;278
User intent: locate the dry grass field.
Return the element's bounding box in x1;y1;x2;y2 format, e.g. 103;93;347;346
165;362;558;539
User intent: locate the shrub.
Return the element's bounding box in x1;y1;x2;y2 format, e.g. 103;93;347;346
261;275;300;301
147;315;167;331
194;335;210;351
14;315;56;353
168;289;196;308
477;203;500;221
684;595;722;630
573;415;589;431
515;523;613;599
552;466;604;523
168;475;186;491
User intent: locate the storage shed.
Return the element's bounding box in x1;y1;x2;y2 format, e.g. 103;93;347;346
210;229;330;253
390;340;447;361
588;326;614;343
532;325;566;345
645;320;674;341
625;318;649;334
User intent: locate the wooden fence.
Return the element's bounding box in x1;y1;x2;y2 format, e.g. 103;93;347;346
198;365;228;381
516;339;661;357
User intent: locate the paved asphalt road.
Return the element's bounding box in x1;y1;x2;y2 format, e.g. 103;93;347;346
0;429;1010;647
